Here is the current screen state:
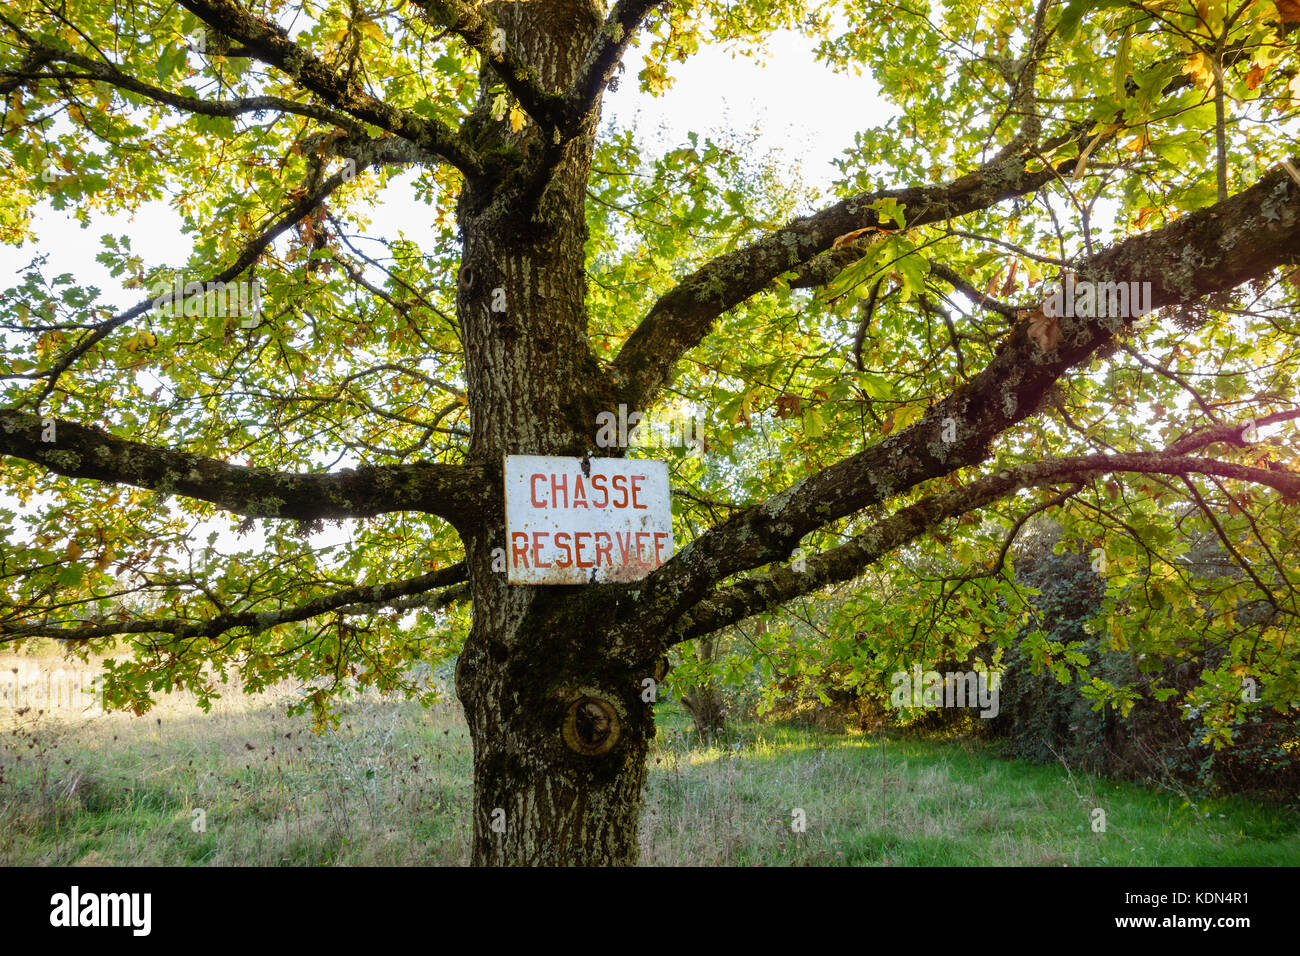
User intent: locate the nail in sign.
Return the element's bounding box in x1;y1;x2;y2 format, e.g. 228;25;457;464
503;455;674;585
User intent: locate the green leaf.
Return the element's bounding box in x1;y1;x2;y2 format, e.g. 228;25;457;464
156;47;184;83
1113;27;1132;101
870;197;906;229
1058;0;1090;41
895;253;929;300
802;406;826;438
857;373;893;400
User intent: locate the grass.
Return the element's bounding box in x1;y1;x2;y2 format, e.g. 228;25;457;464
641;708;1299;865
1;663;1295;866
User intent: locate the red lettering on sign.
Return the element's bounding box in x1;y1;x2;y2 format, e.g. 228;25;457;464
530;474;547;508
550;474;568;509
611;474;628;508
616;531;633;564
631;474;646;509
511;531;530;568
576;531;596;568
572;475;589;508
532;531;551;568
654;532;668;565
590;473;609;508
635;532;650;565
594;531;613;567
554;531;573;567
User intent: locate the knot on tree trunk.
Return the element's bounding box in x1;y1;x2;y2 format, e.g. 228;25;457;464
563;695;620;755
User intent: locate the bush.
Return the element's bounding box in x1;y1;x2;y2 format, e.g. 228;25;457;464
986;531;1300;799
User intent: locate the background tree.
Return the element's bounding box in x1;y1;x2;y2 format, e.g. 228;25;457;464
2;0;1299;864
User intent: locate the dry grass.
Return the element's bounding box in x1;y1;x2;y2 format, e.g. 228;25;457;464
2;653;1296;866
0;656;473;865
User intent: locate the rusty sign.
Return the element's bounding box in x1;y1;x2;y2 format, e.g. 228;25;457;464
503;455;674;585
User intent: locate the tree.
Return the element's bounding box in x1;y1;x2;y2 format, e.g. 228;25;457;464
2;0;1299;865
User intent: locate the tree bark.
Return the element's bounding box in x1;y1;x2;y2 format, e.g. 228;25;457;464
450;0;653;866
458;612;656;865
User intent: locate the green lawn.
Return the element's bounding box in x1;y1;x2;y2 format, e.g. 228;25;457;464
2;683;1295;866
642;708;1298;865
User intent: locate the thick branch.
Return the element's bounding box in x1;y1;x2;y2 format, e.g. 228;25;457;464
2;563;468;643
612;145;1078;409
617;158;1300;642
177;0;483;176
559;0;663;135
611;27;1248;411
987;0;1053;153
1168;409;1300;454
670;452;1300;644
412;0;559;126
0;410;485;526
3;46;368;136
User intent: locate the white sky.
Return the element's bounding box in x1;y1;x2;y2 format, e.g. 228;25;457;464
1;29;887;564
0;29;879;309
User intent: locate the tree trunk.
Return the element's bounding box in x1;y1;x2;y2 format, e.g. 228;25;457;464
457;618;656;865
450;0;654;865
680;634;728;739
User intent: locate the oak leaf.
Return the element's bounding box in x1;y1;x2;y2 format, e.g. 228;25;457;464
832;227;872;249
1001;260;1019;298
1025;305;1062;352
774;393;802;419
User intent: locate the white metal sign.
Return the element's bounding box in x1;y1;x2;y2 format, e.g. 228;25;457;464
503;455;674;585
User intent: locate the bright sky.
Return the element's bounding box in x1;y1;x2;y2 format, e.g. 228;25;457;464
1;28;889;565
601;28;875;193
0;29;880;309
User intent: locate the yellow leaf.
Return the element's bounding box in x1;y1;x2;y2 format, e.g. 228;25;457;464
508;103;526;133
1186;51;1215;90
1123;131;1151;153
123;331;155;352
832;227;872;249
894;402;924;430
641;59;671;95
